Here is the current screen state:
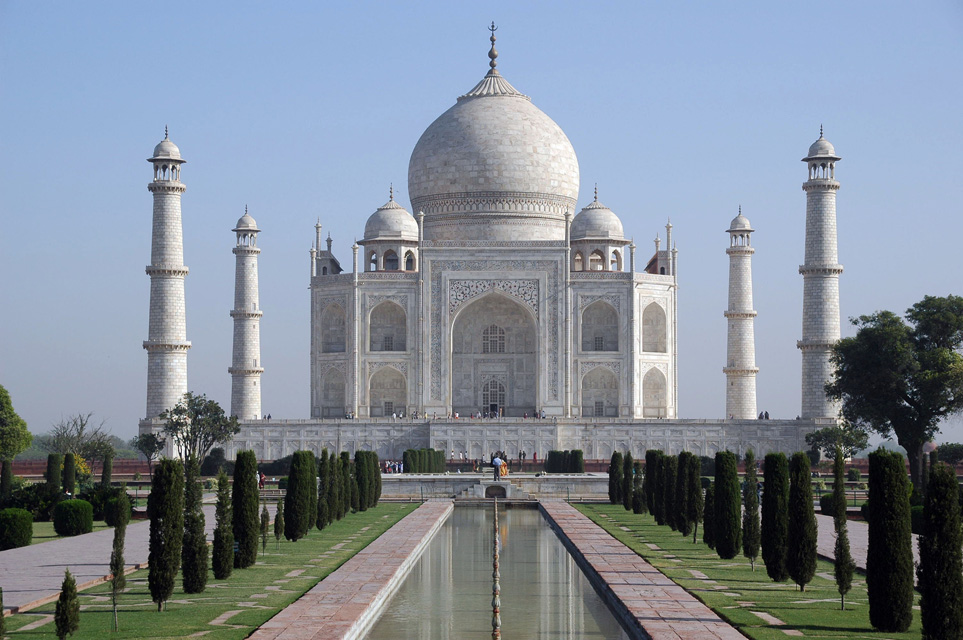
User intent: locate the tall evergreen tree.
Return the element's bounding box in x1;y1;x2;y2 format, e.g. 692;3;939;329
63;453;76;495
787;452;817;591
644;450;660;514
832;446;855;609
181;457;208;593
46;453;63;491
918;462;963;638
676;451;692;536
742;450;761;570
608;451;623;504
306;453;318;530
663;455;678;531
329;452;344;520
212;469;233;579
632;461;645;514
687;453;704;543
714;451;741;559
284;451;315;541
622;452;634;511
761;452;790;581
148;459;184;611
274;499;284;550
109;518;126;631
867;448;914;632
232;450;260;567
340;452;352;515
371;452;381;506
355;451;369;511
652;452;666;525
703;481;716;549
101;451;113;487
317;449;330;530
55;569;79;639
261;503;270;553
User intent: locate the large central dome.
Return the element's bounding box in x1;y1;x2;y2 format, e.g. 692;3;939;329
408;51;579;242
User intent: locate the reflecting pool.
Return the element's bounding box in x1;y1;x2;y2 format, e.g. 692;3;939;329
366;505;631;639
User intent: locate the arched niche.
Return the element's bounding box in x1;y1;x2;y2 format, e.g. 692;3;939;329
383;250;399;271
581;300;618;351
320;368;345;417
581;367;619;417
450;293;536;417
589;250;605;271
320;303;346;353
369;367;406;417
573;251;584;272
369;301;406;351
642;303;667;353
367;251;378;272
610;249;622;272
643;368;667;417
404;250;416;271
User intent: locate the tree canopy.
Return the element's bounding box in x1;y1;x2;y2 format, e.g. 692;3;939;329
161;392;239;463
37;413;113;463
826;295;963;488
805;421;869;461
0;384;31;461
937;442;963;467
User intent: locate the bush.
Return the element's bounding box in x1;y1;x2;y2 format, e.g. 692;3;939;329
819;493;835;516
910;504;924;535
212;470;233;580
257;453;291;477
63;453;77;495
0;508;33;549
4;482;64;522
45;453;63;491
78;484;125;520
846;468;861;482
278;476;288;490
200;448;232;476
53;499;93;536
104;493;130;528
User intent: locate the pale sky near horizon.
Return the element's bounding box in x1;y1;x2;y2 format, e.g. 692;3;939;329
2;2;962;445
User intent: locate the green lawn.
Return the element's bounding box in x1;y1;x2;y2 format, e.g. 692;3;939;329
575;503;921;639
31;520;112;545
6;503;416;639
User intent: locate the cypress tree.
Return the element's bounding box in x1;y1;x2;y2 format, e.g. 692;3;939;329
46;453;63;491
663;455;678;531
832;446;855;610
867;449;913;632
371;452;381;506
742;449;761;570
261;503;270;553
148;459;184;611
329;452;344;520
316;449;330;530
703;481;716;549
306;453;318;530
676;451;692;536
761;452;790;581
787;452;817;591
918;462;963;639
212;469;233;579
714;451;741;559
181;457;208;594
63;453;76;495
274;499;284;550
644;450;660;514
101;451;113;487
109;518;126;631
687;453;704;543
622;452;634;511
340;452;352;515
284;451;314;541
652;452;666;525
632;461;645;514
608;451;623;504
355;451;369;511
232;450;260;567
54;568;79;639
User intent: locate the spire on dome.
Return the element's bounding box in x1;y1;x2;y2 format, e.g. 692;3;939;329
489;22;498;70
389;183;394;201
820;123;824;137
165;125;168;139
594;183;598;202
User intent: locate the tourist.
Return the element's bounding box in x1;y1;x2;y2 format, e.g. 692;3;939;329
492;454;502;482
533;451;537;465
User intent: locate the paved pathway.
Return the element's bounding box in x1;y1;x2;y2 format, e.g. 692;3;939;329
815;513;918;571
249;501;453;640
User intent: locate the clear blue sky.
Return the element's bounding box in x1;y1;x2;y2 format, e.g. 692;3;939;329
3;2;962;443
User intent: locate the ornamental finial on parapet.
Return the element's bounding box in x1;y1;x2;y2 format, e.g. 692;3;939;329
489;22;498;70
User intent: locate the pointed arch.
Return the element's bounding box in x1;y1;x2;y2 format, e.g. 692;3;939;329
642;302;667;353
320;368;345;417
581;300;618;351
382;249;399;271
320;303;346;353
573;251;584;272
367;251;378;272
369;366;407;417
643;368;667;417
610;249;622;272
581;367;618;417
404;250;416;271
589;250;605;271
369;301;406;351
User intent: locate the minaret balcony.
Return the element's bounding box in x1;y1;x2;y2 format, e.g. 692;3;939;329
228;366;264;375
798;263;843;276
143;340;191;351
230;309;263;319
145;265;190;277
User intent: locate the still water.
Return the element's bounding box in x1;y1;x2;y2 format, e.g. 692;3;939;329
366;506;631;639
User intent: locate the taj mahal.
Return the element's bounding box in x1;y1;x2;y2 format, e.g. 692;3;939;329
139;28;841;461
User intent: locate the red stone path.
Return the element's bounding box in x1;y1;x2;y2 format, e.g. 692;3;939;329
540;501;744;640
249;500;453;640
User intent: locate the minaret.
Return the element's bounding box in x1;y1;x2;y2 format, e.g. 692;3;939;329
798;127;842;419
229;206;263;420
144;130;190;420
724;207;758;420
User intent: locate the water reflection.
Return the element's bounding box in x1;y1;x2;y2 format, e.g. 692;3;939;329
366;506;631;639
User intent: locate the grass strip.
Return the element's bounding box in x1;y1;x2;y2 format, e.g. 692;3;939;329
30;520;112;545
5;503;415;639
575;503;921;639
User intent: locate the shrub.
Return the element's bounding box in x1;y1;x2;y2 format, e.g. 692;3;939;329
55;569;79;639
833;447;855;610
355;451;369;512
256;453;291;477
45;453;63;491
867;448;913;632
918;463;963;638
652;453;667;525
571;450;584;473
762;452;790;582
846;467;861;482
714;451;741;559
53;499;93;536
0;507;33;549
1;459;13;503
104;492;131;528
787;452;817;591
274;499;284;549
687;454;704;543
63;453;77;495
910;504;924;535
819;493;835;516
631;461;645;514
79;484;125;521
200;447;231;476
148;459;184;611
233;451;260;567
278;476;288;490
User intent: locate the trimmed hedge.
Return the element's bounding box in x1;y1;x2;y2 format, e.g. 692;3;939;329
545;450;585;473
0;507;33;549
53;499;93;536
104;493;131;527
402;448;444;473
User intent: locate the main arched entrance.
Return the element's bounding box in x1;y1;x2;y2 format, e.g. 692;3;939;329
450;293;537;417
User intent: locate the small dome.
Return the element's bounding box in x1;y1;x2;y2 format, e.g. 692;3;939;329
728;213;752;232
364;198;418;241
803;128;839;161
152;137;182;161
571;200;624;241
234;211;258;231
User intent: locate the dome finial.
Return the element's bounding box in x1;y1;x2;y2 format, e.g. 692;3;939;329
245;204;248;215
820;123;824;138
738;204;741;215
594;183;598;202
488;22;498;70
389;183;394;201
164;125;169;140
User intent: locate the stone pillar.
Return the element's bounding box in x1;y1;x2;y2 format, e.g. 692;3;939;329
724;208;758;420
798;130;843;419
144;132;190;421
229;207;263;420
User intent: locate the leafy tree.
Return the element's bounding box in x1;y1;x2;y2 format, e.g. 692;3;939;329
232;450;260;567
131;433;166;476
918;462;963;638
742;450;760;570
261;503;270;553
787;452;817;590
181;457;208;593
317;449;330;529
45;453;63;491
662;455;678;531
608;451;623;505
702;481;716;549
714;451;741;559
274;499;284;550
827;295;963;490
631;461;645;513
161;392;240;462
0;385;31;470
62;453;76;495
867;448;914;632
675;452;691;536
644;450;660;514
937;442;963;467
55;568;79;639
109;517;126;630
148;459;184;611
41;413;113;467
832;445;855;609
805;421;869;461
284;451;315;541
686;453;703;543
201;447;229;476
761;452;789;581
212;469;233;579
622;452;634;511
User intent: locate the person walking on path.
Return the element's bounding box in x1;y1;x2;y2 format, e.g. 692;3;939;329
492;455;502;482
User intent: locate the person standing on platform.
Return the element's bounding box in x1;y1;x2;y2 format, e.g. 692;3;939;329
492;455;502;482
